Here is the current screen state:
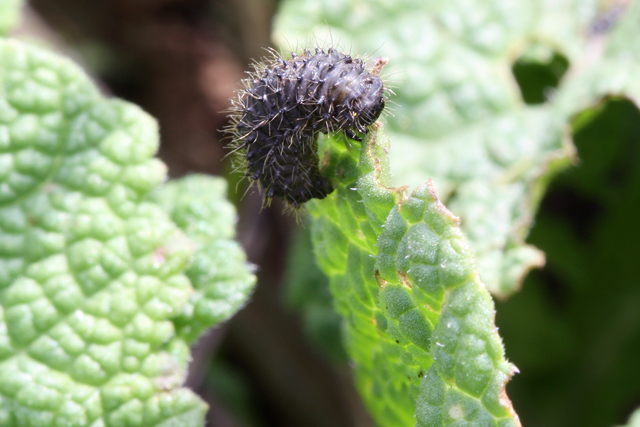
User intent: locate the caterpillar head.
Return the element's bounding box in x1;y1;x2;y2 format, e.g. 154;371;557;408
353;75;386;131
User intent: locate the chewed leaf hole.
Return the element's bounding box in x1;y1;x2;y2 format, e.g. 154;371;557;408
512;45;569;105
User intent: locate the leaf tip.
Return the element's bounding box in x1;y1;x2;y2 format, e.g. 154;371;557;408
426;178;460;226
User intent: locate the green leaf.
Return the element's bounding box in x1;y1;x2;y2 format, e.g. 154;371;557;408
0;39;254;426
283;225;346;362
555;2;640;115
149;174;256;344
273;0;640;425
271;0;640;298
620;409;640;427
307;127;518;426
0;0;23;35
496;98;640;427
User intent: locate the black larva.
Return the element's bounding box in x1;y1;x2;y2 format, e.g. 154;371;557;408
226;47;388;208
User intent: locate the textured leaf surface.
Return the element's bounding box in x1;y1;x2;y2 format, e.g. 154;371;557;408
276;1;640;426
0;39;254;426
283;225;345;362
273;0;640;297
149;175;256;344
307;127;519;427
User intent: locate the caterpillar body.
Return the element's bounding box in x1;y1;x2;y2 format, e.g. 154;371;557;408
226;47;388;208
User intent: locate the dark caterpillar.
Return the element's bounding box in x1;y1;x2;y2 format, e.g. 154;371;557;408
226;47;388;208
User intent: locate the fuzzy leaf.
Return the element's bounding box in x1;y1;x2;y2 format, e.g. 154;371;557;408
273;0;638;297
149;174;256;344
0;39;254;426
275;0;640;425
307;127;519;427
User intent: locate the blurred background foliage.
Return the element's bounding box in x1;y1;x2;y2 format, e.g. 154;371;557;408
7;0;640;426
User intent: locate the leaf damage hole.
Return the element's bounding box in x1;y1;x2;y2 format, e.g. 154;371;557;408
512;46;569;105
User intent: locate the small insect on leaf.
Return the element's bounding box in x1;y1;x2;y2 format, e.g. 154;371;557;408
225;47;389;209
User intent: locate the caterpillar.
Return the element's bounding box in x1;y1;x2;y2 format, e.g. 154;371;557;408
225;47;388;209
